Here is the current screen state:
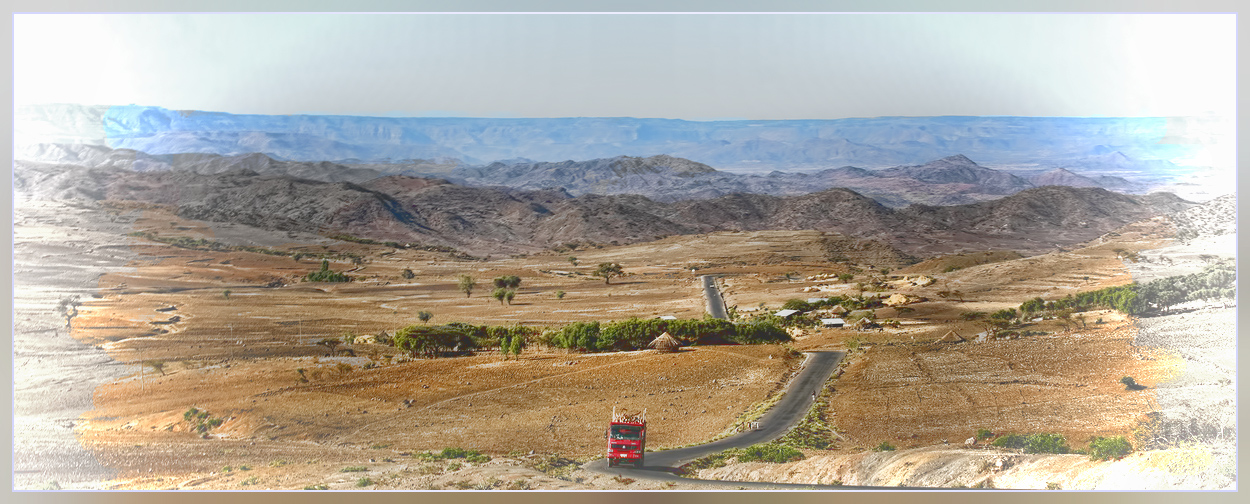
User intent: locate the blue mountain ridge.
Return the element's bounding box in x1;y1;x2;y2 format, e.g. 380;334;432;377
96;105;1191;175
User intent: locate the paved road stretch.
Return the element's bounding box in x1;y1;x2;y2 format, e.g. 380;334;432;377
701;275;728;320
585;351;864;489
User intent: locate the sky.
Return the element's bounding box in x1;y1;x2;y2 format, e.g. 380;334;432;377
12;12;1237;120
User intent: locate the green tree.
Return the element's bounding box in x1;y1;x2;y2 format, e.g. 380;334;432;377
392;325;474;359
568;256;578;266
417;310;434;323
837;273;854;283
492;288;509;305
457;274;476;298
222;289;231;300
316;337;342;356
493;275;522;289
508;333;523;357
593;262;624;284
782;299;813;312
401;268;416;280
304;259;352;282
555;290;566;300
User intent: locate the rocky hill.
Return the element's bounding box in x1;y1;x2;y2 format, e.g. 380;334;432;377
12;161;1195;257
450;153;1063;207
875;155;1033;194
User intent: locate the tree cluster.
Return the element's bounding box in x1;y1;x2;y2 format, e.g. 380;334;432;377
1016;261;1235;316
544;316;787;352
303;259;353;282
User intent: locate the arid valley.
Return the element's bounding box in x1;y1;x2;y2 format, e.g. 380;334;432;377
12;184;1236;490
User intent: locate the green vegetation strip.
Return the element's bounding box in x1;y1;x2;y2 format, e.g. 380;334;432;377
128;231;289;257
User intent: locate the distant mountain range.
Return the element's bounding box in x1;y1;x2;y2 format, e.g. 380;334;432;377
13;159;1194;257
16;143;1153;207
17;104;1197;178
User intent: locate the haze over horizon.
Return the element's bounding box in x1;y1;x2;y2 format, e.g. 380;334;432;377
14;13;1235;120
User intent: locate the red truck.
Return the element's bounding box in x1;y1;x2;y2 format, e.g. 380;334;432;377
607;407;646;468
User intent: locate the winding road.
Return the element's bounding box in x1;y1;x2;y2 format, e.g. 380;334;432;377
586;276;859;488
584;351;849;488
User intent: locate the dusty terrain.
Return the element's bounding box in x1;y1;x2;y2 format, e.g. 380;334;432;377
12;197;1226;490
686;208;1237;490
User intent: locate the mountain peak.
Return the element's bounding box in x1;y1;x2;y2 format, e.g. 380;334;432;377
937;154;976;165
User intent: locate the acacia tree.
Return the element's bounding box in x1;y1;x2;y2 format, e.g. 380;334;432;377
417;310;434;323
457;274;476;298
492;287;510;306
392;325;472;359
594;262;624;284
493;275;521;289
316;337;342;356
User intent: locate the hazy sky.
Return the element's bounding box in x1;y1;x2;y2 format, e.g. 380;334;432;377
13;12;1236;119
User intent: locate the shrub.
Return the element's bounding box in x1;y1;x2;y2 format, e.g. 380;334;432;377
976;428;993;440
991;433;1027;449
1024;433;1070;454
1121;376;1146;390
414;447;493;464
304;259;352;282
874;441;896;452
439;447;491;463
782;299;813;312
530;454;578;478
303;484;328;490
356;477;373;487
341;466;368;472
735;443;804;463
732;320;789;344
1087;436;1133;461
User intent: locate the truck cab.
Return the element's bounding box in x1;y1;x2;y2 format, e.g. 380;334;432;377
607;420;646;467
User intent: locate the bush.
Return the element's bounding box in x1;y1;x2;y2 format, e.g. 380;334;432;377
991;433;1027;449
304;259;352;282
415;447;493;464
734;443;804;463
874;441;896;452
1087;436;1133;461
782;299;814;312
976;428;993;441
732;320;790;344
992;433;1069;454
1024;433;1070;454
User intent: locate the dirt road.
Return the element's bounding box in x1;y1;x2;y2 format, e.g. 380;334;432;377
586;351;846;488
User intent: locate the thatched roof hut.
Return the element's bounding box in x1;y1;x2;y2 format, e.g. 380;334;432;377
648;332;681;352
938;330;965;343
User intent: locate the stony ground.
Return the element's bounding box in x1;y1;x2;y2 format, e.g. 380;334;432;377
12;199;1228;490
